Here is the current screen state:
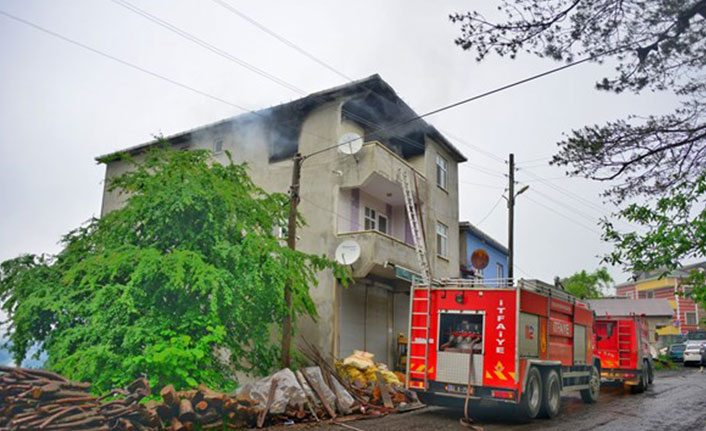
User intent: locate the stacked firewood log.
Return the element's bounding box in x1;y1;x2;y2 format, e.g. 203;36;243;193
1;354;421;431
0;365;156;431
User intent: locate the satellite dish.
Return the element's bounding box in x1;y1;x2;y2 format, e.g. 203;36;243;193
338;132;363;155
471;248;490;270
335;240;361;265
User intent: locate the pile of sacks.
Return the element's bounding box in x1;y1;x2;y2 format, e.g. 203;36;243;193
337;350;404;389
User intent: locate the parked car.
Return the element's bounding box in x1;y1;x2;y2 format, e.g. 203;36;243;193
668;343;686;362
683;341;706;366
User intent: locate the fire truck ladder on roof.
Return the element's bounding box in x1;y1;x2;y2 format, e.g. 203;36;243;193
617;320;633;368
400;168;432;390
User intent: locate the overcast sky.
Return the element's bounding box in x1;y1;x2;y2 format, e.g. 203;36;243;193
0;0;681;286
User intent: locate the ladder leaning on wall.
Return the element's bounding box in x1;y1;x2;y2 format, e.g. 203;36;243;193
400;168;432;389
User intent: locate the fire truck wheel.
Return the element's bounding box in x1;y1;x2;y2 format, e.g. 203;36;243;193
632;361;649;393
520;367;542;419
647;360;654;384
580;365;600;404
538;369;561;419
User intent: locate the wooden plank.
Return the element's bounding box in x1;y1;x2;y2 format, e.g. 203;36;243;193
375;371;393;409
295;371;320;422
256;378;279;428
301;369;336;419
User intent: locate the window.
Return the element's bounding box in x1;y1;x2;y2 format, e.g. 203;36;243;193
213;139;223;154
436;154;448;190
624;291;634;299
436;222;448;258
639;290;654;299
377;214;388;235
364;207;390;234
364;207;377;231
496;263;504;280
686;312;697;326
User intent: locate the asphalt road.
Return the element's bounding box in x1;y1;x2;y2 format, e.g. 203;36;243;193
317;367;706;431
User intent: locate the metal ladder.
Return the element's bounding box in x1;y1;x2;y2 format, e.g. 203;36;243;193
400;169;432;389
617;320;633;368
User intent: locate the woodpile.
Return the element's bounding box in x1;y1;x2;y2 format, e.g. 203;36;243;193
1;350;421;431
0;365;156;431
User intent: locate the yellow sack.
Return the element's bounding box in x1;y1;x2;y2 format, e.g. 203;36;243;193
342;350;375;370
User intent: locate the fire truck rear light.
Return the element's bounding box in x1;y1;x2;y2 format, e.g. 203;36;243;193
491;390;516;400
624;373;635;378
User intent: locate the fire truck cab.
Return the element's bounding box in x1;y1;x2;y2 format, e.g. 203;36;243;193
406;279;601;419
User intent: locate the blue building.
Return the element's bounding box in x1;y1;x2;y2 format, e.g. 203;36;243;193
459;221;508;283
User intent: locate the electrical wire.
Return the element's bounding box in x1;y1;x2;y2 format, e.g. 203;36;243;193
459;180;505;190
524;195;600;234
529;187;600;224
108;0;306;95
0;10;251;112
522;170;608;214
104;1;615;161
209;0;353;82
475;195;504;226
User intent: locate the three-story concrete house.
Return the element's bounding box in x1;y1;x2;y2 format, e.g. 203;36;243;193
97;75;466;367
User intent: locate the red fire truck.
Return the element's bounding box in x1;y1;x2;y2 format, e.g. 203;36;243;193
405;279;601;419
594;315;653;392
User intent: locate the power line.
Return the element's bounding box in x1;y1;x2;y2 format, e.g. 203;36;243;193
107;0;306;95
210;0;352;83
0;9;251;112
529;187;600;225
209;0;512;169
475;195;504;226
459;180;504;190
0;9;342;151
524;195;600;234
521;169;608;214
116;0;613;165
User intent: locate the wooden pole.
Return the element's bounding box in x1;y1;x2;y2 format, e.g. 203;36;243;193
282;153;303;369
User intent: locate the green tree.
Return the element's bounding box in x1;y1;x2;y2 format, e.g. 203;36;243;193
560;268;614;299
0;146;347;391
450;0;706;291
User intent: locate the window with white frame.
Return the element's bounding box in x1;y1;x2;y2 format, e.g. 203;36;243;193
436;222;448;258
496;262;504;280
364;207;377;231
686;312;697;325
436;154;448;190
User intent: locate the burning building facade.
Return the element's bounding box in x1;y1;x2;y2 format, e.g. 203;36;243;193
97;75;466;368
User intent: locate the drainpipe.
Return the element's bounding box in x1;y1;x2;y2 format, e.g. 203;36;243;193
675;278;681;334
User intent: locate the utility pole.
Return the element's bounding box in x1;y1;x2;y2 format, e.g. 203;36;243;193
507;153;528;288
507;153;515;287
281;152;303;369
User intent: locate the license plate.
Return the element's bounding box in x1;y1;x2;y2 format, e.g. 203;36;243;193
446;384;470;394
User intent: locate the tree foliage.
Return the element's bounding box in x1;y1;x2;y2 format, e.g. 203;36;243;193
0;147;347;392
561;267;613;299
451;1;706;286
